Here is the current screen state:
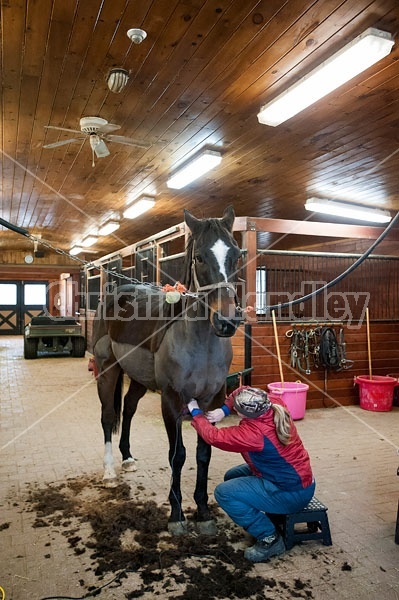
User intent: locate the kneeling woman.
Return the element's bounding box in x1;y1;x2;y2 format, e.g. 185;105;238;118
187;387;315;563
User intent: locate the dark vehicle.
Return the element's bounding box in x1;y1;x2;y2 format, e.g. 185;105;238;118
24;316;86;359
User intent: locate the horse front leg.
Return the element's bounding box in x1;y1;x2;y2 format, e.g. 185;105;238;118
194;434;217;535
161;391;187;535
119;379;147;472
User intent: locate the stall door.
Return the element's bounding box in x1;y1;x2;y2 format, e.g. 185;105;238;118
0;281;48;334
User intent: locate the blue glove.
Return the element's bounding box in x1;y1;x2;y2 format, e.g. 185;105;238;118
187;399;202;417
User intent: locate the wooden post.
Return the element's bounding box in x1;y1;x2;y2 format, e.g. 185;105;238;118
272;310;284;386
240;226;257;323
366;307;373;379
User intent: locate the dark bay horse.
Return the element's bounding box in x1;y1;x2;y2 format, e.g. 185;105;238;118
93;206;242;534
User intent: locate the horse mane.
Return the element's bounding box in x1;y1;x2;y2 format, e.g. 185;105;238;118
181;234;194;288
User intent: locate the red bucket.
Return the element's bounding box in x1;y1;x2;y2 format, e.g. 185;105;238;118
354;375;398;412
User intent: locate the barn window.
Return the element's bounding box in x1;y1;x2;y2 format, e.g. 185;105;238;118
0;283;17;305
23;283;47;306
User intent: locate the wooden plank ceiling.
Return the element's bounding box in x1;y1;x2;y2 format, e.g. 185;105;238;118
1;0;399;259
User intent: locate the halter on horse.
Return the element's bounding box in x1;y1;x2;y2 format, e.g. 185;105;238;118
93;206;243;534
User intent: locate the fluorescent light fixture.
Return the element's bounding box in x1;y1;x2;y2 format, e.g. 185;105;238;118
123;196;155;219
99;221;120;236
70;246;83;256
305;197;392;223
81;235;98;247
258;28;394;127
167;149;222;189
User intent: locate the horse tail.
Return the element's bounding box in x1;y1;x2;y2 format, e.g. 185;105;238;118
112;370;124;434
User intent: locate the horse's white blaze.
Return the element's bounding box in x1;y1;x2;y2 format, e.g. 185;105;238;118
211;239;229;281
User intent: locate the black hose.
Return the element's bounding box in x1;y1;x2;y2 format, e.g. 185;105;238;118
0;217;30;237
266;211;399;312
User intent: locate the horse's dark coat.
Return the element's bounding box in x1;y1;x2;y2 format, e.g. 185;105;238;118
93;206;242;532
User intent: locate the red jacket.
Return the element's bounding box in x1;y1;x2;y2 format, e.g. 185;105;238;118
191;387;313;491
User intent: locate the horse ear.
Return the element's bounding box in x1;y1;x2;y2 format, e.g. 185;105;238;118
221;205;235;232
184;209;202;236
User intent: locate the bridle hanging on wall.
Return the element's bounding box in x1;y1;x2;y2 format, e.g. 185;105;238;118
286;323;354;374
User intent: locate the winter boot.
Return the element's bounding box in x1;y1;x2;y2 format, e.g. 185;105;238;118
244;532;285;563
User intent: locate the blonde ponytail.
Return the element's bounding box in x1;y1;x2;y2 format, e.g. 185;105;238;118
272;403;292;445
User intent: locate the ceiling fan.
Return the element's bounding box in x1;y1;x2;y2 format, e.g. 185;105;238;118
43;116;151;166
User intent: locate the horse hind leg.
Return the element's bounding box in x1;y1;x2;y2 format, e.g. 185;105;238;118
97;360;123;488
119;379;147;473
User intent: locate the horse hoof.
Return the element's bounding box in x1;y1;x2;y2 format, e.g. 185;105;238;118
168;521;188;536
103;477;118;488
122;458;137;472
196;519;217;535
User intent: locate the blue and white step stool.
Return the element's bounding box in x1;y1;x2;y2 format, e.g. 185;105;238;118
268;496;332;551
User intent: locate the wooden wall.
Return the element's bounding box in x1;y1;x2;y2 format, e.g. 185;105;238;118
229;324;248;374
0;250;78;266
0;251;80;282
249;321;399;409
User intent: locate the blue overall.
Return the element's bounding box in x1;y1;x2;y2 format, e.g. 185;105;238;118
214;464;315;540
